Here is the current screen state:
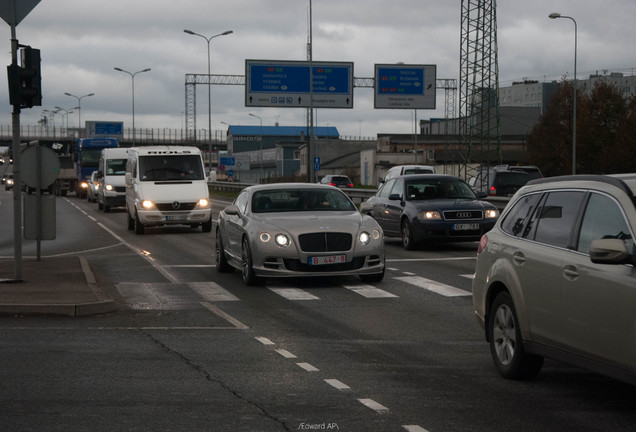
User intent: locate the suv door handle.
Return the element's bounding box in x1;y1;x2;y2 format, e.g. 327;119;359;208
512;252;525;265
563;265;579;280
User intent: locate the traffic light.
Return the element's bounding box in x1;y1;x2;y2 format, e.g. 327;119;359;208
7;46;42;108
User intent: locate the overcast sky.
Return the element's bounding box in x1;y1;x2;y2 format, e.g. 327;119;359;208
1;0;634;138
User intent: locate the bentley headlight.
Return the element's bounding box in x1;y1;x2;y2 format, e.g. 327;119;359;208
372;229;381;240
418;210;441;220
259;232;271;243
275;234;290;247
359;231;371;245
485;208;499;219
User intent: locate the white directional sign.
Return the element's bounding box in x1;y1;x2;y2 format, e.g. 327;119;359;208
374;64;437;109
246;59;354;109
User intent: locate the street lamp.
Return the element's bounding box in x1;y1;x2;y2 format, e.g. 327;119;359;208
64;92;94;132
114;67;151;145
55;105;78;132
549;12;577;175
184;29;233;168
249;113;263;183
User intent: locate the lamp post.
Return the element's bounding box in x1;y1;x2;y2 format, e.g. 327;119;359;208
549;12;577;175
64;92;94;133
54;105;78;132
183;29;233;168
114;67;151;145
249;113;263;183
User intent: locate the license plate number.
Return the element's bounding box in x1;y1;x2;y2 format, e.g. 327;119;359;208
308;255;346;265
453;223;479;231
166;215;186;221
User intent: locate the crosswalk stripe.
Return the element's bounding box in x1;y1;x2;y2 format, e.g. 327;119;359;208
268;287;320;300
341;284;398;298
188;282;240;301
394;276;471;297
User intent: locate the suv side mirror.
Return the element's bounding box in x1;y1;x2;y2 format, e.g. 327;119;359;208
589;239;633;265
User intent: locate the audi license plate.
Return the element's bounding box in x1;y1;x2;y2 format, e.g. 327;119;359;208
453;223;479;231
166;215;187;221
308;255;346;265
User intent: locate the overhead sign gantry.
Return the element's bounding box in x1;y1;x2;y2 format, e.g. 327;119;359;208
245;59;354;109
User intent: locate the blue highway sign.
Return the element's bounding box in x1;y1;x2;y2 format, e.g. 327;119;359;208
246;60;354;109
374;64;436;109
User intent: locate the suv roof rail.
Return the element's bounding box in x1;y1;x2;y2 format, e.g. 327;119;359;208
528;175;634;199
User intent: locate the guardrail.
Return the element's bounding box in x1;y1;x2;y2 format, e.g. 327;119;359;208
208;181;511;211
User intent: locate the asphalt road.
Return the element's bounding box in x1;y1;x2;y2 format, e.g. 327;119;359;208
1;186;636;432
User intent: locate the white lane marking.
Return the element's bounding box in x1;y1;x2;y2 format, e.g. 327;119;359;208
402;426;430;432
268;287;319;300
200;302;249;329
275;349;297;359
297;362;319;372
387;256;476;262
358;398;389;414
188;282;239;302
402;271;417;276
255;336;275;345
341;283;398;298
116;282;191;310
324;379;351;392
394;276;471;297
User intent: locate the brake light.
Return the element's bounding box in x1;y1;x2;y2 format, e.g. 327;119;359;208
488;186;497;196
477;234;488;254
329;182;337;186
347;183;353;188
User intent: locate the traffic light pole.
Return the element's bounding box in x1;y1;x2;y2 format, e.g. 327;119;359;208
10;25;22;280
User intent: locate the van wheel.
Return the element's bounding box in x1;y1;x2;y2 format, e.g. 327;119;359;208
201;218;212;233
489;292;544;380
127;207;135;231
134;213;145;235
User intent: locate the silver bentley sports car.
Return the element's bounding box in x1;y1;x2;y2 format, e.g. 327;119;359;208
215;183;386;285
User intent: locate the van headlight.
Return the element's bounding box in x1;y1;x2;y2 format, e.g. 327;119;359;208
105;184;114;191
142;200;155;209
196;198;211;209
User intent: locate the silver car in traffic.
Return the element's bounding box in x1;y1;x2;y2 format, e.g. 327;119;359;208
216;183;385;285
473;174;636;384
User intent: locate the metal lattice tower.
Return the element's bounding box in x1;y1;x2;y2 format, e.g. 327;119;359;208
458;0;501;180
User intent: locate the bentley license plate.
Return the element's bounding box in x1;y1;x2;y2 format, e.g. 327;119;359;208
453;223;479;231
308;255;346;265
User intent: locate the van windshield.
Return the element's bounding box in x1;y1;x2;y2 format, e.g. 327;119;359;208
139;155;204;181
106;159;127;175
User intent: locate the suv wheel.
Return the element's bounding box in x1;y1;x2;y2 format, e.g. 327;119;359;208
489;292;544;380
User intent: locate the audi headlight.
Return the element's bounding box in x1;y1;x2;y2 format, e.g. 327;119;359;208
418;210;441;220
141;200;155;209
485;208;499;219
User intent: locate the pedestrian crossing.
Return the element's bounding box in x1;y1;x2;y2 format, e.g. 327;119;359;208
116;274;471;309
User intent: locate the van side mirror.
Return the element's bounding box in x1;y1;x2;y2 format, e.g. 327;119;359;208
125;172;132;184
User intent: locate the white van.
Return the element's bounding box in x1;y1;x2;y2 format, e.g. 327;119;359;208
97;147;128;212
381;164;436;183
125;146;212;234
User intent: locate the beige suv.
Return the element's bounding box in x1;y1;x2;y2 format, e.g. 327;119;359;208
473;174;636;384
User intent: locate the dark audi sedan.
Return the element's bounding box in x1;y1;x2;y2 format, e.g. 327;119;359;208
362;174;499;249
